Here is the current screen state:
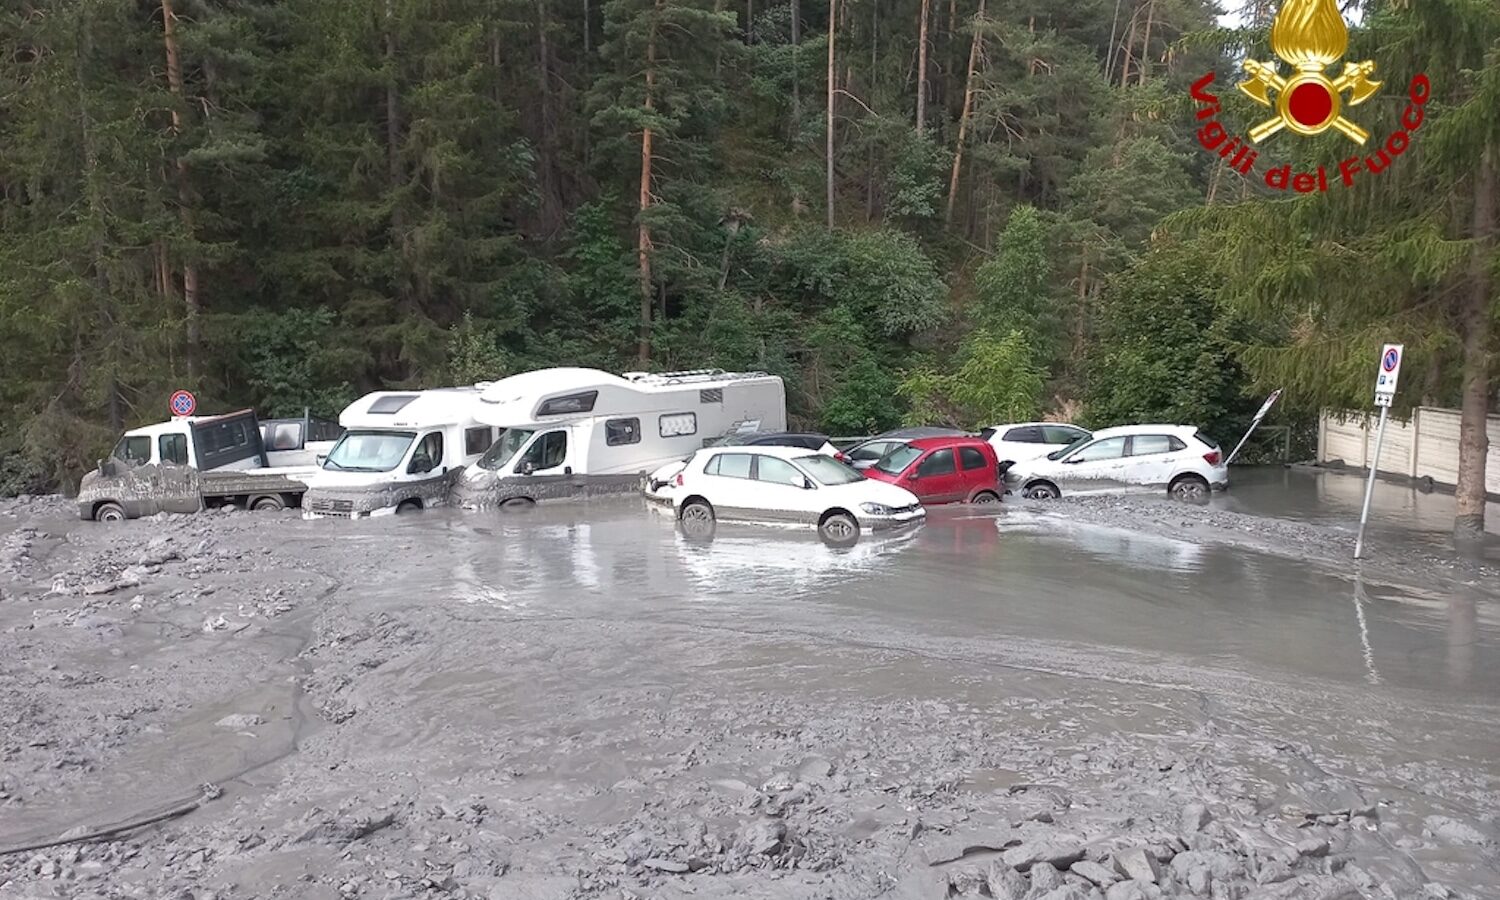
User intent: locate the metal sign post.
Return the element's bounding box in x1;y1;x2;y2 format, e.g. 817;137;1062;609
1354;344;1402;559
1226;388;1283;466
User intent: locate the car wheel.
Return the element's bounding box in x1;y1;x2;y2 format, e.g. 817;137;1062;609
250;495;285;512
395;499;423;515
1169;475;1211;505
679;499;716;541
972;490;1000;505
818;511;860;548
500;497;536;512
94;502;128;523
1023;482;1059;500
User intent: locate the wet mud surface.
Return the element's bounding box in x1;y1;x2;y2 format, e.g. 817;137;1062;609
1;468;1497;899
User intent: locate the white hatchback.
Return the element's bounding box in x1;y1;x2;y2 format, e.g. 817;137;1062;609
982;422;1092;471
672;446;924;545
1005;424;1228;503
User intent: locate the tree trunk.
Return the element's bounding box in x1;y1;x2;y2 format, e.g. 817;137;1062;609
916;0;930;134
1136;0;1155;86
790;0;800;124
536;0;563;236
1118;2;1139;87
945;0;984;225
76;8;121;432
1454;148;1494;543
161;0;200;381
746;0;753;42
826;0;837;228
1103;0;1124;85
637;0;662;364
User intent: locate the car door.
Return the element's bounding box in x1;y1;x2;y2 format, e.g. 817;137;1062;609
1055;437;1129;492
155;431;203;514
957;445;995;499
1122;434;1185;487
701;451;756;519
752;454;819;524
908;448;963;503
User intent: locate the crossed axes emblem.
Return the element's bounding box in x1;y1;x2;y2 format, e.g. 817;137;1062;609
1239;58;1382;145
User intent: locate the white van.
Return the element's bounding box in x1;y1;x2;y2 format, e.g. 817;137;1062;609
453;368;787;510
302;386;500;517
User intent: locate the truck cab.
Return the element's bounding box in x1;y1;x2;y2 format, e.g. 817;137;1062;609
301;387;497;518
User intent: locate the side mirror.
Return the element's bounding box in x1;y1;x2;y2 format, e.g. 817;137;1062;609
97;458;106;475
316;454;327;466
521;461;536;475
801;476;815;490
906;470;920;481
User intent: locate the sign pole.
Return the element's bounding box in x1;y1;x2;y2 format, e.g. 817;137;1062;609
1226;389;1283;466
1353;404;1389;560
1356;342;1403;559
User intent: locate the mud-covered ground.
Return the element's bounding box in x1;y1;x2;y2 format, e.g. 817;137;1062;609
1;468;1497;900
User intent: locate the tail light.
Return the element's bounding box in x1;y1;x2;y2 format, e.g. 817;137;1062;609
835;450;850;463
1203;450;1221;466
674;473;684;486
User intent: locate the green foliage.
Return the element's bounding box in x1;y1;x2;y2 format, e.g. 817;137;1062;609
447;311;512;386
899;330;1044;428
974;206;1052;343
805;308;903;434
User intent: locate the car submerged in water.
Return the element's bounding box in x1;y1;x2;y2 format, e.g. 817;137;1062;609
1005;424;1227;503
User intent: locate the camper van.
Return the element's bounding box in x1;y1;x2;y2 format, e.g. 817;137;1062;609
453;368;787;510
302;386;497;518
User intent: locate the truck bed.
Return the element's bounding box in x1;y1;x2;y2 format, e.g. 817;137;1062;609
200;467;316;497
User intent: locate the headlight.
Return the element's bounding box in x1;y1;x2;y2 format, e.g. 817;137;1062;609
860;502;894;515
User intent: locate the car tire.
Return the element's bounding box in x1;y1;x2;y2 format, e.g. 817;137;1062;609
1023;482;1059;500
500;497;536;512
395;499;423;515
679;498;716;541
1169;474;1211;505
818;511;860;548
94;502;128;523
972;490;1000;505
250;495;285;512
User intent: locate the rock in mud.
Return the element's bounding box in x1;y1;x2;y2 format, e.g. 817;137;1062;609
1036;886;1094;900
1180;803;1212;834
1256;860;1293;884
1296;837;1330;858
1104;880;1158;900
642;857;689;873
1111;849;1161;884
1423;816;1490;846
1071;860;1118;887
1029;861;1065;893
1003;840;1085;872
987;861;1030;900
213;713;264;729
736;819;785;856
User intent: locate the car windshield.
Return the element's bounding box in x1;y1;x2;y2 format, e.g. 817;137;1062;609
1047;435;1093;461
477;428;536;471
874;445;922;475
797;455;863;486
322;430;415;472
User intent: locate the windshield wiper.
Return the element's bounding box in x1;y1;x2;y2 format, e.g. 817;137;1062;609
323;457;347;471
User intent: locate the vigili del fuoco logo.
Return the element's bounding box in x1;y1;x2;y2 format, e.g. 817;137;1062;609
1189;0;1431;194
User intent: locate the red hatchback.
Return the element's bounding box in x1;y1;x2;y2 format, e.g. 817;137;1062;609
862;436;1003;505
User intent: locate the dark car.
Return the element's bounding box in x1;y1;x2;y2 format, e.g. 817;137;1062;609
845;426;970;470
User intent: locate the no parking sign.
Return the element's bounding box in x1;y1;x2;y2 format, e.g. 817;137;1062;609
169;390;197;418
1373;344;1402;407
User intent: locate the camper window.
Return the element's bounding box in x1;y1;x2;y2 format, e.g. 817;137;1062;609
464;426;494;456
116;436;151;466
478;429;535;470
605;418;641;446
323;430;416;472
408;432;444;474
659;412;697;438
369;394;419;414
518;431;568;472
159;433;189;466
536;391;597;416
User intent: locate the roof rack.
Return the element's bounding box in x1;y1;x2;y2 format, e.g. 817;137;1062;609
622;369;770;386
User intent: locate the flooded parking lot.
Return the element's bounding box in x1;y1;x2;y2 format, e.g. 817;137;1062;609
1;469;1497;899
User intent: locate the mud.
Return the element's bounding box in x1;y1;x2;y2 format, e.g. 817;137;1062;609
1;468;1498;900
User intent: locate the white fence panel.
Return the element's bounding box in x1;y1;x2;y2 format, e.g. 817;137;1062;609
1320;406;1500;494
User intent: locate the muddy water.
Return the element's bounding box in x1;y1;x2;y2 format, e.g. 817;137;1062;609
3;477;1499;898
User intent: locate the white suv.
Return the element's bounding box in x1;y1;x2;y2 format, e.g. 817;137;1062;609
982;422;1092;472
1005;424;1227;503
673;446;924;545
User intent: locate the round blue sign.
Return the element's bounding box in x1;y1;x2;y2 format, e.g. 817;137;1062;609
169;390;197;417
1382;348;1399;372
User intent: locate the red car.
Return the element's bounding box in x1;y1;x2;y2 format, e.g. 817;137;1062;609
862;435;1003;505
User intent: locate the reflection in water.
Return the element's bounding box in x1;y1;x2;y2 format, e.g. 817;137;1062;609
1448;591;1476;687
1351;577;1382;685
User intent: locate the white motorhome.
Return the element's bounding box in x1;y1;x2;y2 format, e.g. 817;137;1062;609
453;367;787;510
302;386;499;518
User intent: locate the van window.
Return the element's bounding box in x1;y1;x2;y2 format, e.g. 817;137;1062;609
659;412;697;438
408;432;444;474
518;431;568;472
536;391;597;416
1042;425;1087;445
464;426;493;456
159;433;189;466
269;423;303;451
917;449;956;477
116;436;151;466
605;418;641;446
706;453;753;479
959;446;988;470
1129;435;1182;457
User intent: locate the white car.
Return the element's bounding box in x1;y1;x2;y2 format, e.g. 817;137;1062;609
671;446;924;545
981;422;1092;471
645;432;843;505
1005;424;1227;503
